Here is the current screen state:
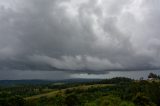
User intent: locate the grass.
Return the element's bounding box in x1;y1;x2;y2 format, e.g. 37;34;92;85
25;84;113;100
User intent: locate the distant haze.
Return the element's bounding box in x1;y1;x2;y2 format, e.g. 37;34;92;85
0;0;160;79
0;70;160;80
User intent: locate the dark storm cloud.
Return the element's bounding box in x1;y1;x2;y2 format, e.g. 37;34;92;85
0;0;160;74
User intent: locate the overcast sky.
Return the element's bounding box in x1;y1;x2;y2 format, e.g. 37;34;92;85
0;0;160;79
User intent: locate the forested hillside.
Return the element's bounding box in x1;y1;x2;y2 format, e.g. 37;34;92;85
0;74;160;106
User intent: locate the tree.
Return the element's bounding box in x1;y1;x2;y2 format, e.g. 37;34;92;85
148;73;158;79
65;94;80;106
132;93;156;106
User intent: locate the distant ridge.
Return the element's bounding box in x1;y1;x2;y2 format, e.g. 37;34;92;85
0;79;101;86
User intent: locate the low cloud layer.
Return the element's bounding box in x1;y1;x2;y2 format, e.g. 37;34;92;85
0;0;160;75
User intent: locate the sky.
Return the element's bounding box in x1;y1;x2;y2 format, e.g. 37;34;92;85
0;0;160;79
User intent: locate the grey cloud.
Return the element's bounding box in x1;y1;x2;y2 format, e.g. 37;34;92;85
0;70;69;80
28;55;122;72
0;0;160;74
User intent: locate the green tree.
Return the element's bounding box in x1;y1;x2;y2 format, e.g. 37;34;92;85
65;94;80;106
148;73;158;79
132;93;156;106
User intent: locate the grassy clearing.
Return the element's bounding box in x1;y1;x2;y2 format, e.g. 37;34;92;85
25;90;59;100
25;84;113;100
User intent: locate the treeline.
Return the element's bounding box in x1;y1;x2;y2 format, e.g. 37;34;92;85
25;78;160;106
0;73;160;106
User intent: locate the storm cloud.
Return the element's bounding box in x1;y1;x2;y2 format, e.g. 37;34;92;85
0;0;160;74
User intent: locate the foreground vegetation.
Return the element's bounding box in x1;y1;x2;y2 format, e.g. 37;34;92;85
0;73;160;106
